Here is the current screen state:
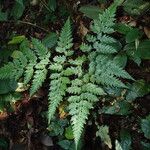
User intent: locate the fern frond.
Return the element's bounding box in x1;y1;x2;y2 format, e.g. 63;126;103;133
30;54;50;96
0;52;27;80
48;18;73;123
56;18;73;54
80;43;92;52
93;41;117;54
91;6;115;34
94;55;133;87
0;62;16;79
32;38;49;59
68;76;106;147
48;75;70;122
69;100;92;146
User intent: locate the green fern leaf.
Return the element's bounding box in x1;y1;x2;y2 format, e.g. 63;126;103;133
56;18;73;54
32;38;49;59
30;54;50;96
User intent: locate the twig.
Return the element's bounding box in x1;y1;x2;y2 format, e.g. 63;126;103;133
17;20;49;33
6;20;49;33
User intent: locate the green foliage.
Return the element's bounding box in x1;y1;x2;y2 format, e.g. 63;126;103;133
0;0;134;147
115;140;123;150
8;35;26;45
141;142;150;150
120;129;131;150
96;125;112;149
11;0;25;19
123;0;150;16
0;138;8;150
58;140;75;150
0;80;17;94
126;80;150;101
48;18;73;123
0;9;8;21
0;92;22;112
65;126;74;140
42;32;58;48
141;114;150;139
0;38;50;96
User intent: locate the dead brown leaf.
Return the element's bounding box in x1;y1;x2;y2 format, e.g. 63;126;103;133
144;27;150;39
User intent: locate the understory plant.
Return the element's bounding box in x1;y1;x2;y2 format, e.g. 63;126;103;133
0;0;138;148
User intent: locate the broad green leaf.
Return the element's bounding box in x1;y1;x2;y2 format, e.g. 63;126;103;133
79;5;102;19
48;0;57;11
114;53;127;68
11;50;23;59
120;129;131;150
65;126;74;140
141;142;150;150
115;23;131;35
96;125;112;149
0;138;8;149
115;140;123;150
141;115;150;139
124;42;141;65
102;101;132;115
60;140;71;150
126;28;142;43
0;80;17;94
42;32;58;48
126;80;150;101
11;0;25;19
8;35;26;44
0;10;8;21
136;40;150;59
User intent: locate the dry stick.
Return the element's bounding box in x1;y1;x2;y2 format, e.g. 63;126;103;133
6;20;49;33
17;20;49;33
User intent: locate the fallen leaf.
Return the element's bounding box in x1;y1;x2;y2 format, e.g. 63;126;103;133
78;21;89;37
144;27;150;39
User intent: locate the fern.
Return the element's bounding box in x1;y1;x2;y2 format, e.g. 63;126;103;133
68;76;105;146
48;19;73;123
80;1;134;88
0;1;133;148
0;38;50;96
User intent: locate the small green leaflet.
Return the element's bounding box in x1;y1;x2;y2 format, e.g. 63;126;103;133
126;80;150;101
42;32;58;48
8;35;26;45
0;138;8;150
141;142;150;150
11;0;25;19
0;80;17;94
96;125;112;149
48;0;57;11
0;10;8;21
126;28;142;43
141;114;150;139
120;129;131;150
115;140;123;150
65;126;74;140
136;40;150;60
